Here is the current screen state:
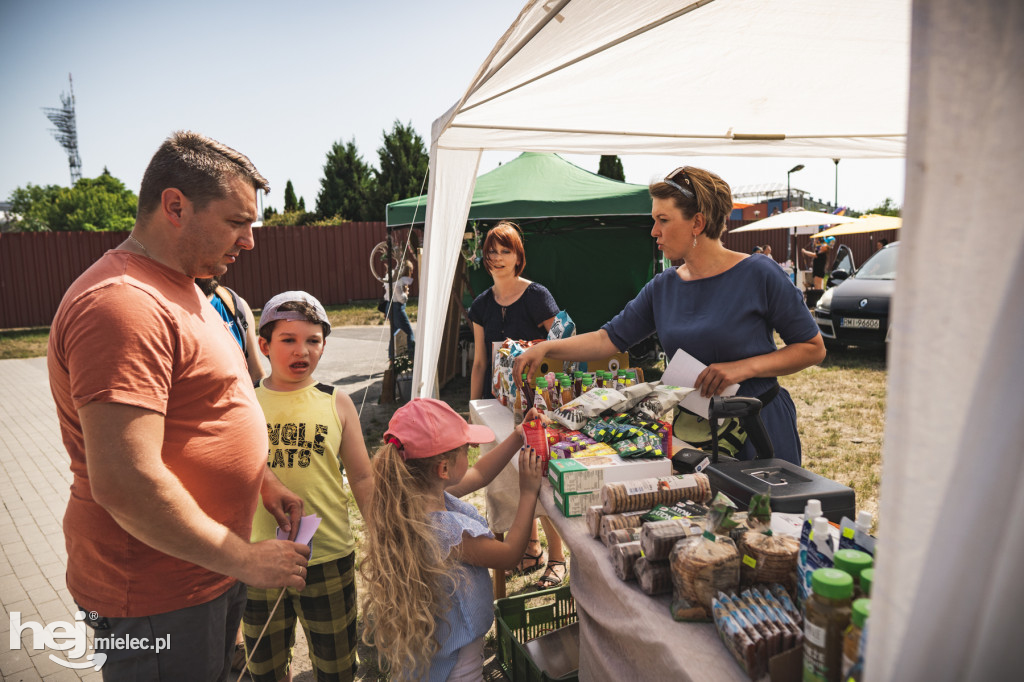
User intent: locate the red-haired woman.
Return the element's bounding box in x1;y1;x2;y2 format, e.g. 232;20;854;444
468;221;566;588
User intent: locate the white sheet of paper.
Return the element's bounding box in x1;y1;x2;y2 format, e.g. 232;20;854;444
277;513;322;546
660;348;739;418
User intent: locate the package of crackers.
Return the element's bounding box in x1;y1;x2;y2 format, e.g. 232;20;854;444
635;557;673;596
668;493;741;620
639;518;699;561
606;527;642;546
601;473;712;513
611;540;643;582
738;530;799;592
585;505;604;538
598;510;648;546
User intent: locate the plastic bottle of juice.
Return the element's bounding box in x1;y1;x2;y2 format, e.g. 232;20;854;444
841;598;871;680
559;376;574;406
833;549;873;599
802;567;853;682
534;376;552;411
797;499;823;604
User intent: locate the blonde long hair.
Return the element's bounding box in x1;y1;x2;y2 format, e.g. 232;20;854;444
359;442;465;679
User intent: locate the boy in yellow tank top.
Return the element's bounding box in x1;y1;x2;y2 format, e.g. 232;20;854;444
242;291;373;682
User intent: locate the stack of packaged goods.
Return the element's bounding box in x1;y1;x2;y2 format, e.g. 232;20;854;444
537;379;696;517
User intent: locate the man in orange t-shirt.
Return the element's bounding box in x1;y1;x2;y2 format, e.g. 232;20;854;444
47;131;310;681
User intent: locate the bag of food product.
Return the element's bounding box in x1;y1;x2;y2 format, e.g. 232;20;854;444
668;494;741;621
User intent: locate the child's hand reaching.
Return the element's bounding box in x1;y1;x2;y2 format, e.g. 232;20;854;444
518;446;544;496
515;407;551;439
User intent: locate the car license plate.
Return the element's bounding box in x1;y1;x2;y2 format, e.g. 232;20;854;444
840;317;880;329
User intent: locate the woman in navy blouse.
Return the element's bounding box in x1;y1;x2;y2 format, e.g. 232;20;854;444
514;167;826;465
468;221;567;587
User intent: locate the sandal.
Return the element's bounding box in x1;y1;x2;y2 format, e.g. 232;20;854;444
505;542;546;577
535;560;567;589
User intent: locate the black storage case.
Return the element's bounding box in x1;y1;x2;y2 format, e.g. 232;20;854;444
671;396;855;523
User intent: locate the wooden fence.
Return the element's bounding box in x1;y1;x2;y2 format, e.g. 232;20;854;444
0;223;415;329
0;221;897;330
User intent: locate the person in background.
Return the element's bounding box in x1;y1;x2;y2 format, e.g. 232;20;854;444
875;238;890;252
242;291;373;682
360;399;543;682
196;276;265;383
802;235;834;289
467;221;567;589
47;130;309;681
515;166;825;466
384;260;416;360
762;244;774;260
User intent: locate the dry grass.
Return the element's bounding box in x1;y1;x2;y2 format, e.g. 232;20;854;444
0;300;419;361
0;328;50;359
781;344;887;532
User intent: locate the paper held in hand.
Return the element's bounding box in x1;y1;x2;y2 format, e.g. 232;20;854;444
660;349;740;418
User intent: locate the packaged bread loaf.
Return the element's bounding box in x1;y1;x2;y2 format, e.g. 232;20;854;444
599;510;648;546
668;494;741;621
639;518;699;561
611;540;643;581
601;473;712;513
635;557;673;596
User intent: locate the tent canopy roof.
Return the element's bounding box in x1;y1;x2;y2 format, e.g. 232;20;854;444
386;152;653;226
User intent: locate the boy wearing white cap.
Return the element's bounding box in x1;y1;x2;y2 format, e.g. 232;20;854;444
242;291;373;682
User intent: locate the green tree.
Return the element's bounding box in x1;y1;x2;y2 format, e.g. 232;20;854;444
316;139;375;221
370;120;429;221
283;180;299;212
597;155;625;181
864;197;901;216
7;172;138;231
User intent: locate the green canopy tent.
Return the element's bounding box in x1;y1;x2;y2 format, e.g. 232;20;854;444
386;152;659;333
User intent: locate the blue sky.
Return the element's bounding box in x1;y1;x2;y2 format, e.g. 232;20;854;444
0;0;904;215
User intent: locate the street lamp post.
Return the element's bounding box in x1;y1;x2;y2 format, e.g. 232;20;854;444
786;164;805;282
833;158;840;209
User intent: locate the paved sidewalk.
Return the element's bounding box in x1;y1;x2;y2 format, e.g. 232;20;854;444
0;325;408;681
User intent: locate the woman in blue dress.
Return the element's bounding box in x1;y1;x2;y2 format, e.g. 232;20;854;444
514;166;825;465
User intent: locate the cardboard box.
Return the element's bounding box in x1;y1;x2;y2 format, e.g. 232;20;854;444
548;455;672;495
552;487;603;517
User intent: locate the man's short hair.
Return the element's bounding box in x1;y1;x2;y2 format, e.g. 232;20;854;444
137;131;270;217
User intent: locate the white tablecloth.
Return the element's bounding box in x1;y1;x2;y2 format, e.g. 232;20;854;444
470;399;748;681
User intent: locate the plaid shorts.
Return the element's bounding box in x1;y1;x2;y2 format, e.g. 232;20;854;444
242;553;358;682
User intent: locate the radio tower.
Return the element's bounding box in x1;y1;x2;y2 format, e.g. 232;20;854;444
43;74;83;185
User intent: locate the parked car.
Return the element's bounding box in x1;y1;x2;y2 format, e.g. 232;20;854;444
813;241;898;348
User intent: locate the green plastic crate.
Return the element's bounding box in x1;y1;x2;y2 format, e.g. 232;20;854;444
494;584;579;682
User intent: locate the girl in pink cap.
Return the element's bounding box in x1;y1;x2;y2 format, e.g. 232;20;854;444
359;398;544;681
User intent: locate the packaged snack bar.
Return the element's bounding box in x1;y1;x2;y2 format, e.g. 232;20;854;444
712;596;765;678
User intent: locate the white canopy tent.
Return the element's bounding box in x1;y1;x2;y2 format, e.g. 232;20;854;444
412;0;1023;678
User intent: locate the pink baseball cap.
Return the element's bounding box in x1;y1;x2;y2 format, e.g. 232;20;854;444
384;398;494;460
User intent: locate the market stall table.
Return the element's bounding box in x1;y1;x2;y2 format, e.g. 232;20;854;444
470;399;749;681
